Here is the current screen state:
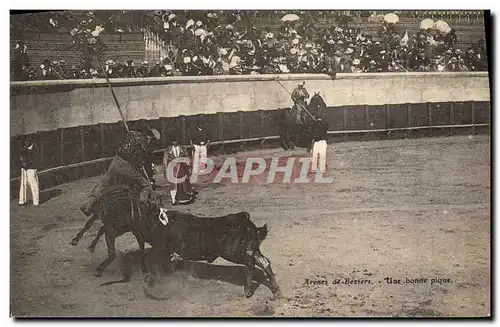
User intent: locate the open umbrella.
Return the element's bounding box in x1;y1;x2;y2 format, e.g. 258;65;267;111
281;13;300;22
383;13;399;24
434;20;451;34
229;55;241;69
420;18;435;30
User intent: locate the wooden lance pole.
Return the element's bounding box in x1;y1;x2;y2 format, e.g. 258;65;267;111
97;56;157;200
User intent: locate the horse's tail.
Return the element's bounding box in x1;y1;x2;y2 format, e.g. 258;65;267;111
100;278;131;287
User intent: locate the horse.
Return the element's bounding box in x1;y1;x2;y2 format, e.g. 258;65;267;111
70;185;161;279
274;93;327;152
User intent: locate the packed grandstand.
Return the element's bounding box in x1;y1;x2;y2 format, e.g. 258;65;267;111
11;10;488;81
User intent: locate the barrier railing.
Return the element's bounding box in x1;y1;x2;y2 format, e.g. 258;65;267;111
9;72;491;189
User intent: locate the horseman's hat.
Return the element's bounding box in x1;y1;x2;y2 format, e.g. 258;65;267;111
298;81;305;87
150;128;161;141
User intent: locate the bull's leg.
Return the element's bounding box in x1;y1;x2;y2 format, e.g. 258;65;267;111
222;252;259;298
95;231;117;277
244;262;260;298
88;225;105;253
253;250;282;298
70;213;98;246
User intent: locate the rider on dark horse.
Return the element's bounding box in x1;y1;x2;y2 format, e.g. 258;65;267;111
70;128;161;248
79;129;161;218
291;81;310;124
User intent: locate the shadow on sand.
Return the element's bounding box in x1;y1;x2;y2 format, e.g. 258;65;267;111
40;188;63;204
100;248;275;299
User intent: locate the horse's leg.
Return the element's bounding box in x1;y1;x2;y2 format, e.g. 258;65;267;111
70;213;98;246
95;231;117;277
133;232;148;274
253;250;282;298
286;122;296;150
278;125;286;150
145;241;171;286
279;128;289;151
88;225;105;253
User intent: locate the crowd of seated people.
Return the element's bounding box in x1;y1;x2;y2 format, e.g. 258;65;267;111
11;11;488;81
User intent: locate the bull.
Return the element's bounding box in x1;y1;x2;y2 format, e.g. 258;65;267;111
146;209;282;299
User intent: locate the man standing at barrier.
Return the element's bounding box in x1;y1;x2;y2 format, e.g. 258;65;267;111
291;81;310;124
79;128;161;217
163;139;196;206
190;117;210;177
310;116;328;174
19;138;39;207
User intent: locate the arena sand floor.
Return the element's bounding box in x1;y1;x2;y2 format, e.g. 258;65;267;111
10;134;490;317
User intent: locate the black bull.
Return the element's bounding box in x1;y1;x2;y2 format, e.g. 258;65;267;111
70;186;282;298
147;210;282;298
274;93;327;151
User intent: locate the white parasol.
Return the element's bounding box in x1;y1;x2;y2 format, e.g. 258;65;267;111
229;55;241;69
383;13;399;24
434;20;452;34
420;18;435;30
281;13;300;22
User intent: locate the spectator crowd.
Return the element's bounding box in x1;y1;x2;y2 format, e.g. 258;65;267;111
11;11;488;81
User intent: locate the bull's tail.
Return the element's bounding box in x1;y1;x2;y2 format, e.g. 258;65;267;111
257;224;268;243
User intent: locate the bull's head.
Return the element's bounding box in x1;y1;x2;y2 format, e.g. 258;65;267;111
158;207;170;226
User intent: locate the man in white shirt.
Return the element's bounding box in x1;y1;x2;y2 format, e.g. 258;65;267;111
19;139;39;206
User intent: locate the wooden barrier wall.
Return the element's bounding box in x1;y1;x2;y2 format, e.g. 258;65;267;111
9;73;491;195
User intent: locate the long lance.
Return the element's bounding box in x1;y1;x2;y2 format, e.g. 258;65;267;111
97;56;157;201
275;77;318;122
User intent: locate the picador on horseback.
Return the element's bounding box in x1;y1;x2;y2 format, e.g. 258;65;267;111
291;81;310;124
76;128;160;223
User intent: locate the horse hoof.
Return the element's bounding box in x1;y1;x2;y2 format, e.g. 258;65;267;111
69;239;78;246
273;288;283;299
245;289;256;298
87;246;95;253
94;269;103;277
245;284;259;299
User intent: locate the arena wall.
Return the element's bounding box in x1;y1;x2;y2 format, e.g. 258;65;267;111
10;72;490;137
9;72;491;191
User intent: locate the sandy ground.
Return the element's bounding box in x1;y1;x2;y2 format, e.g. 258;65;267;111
10;135;490;318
